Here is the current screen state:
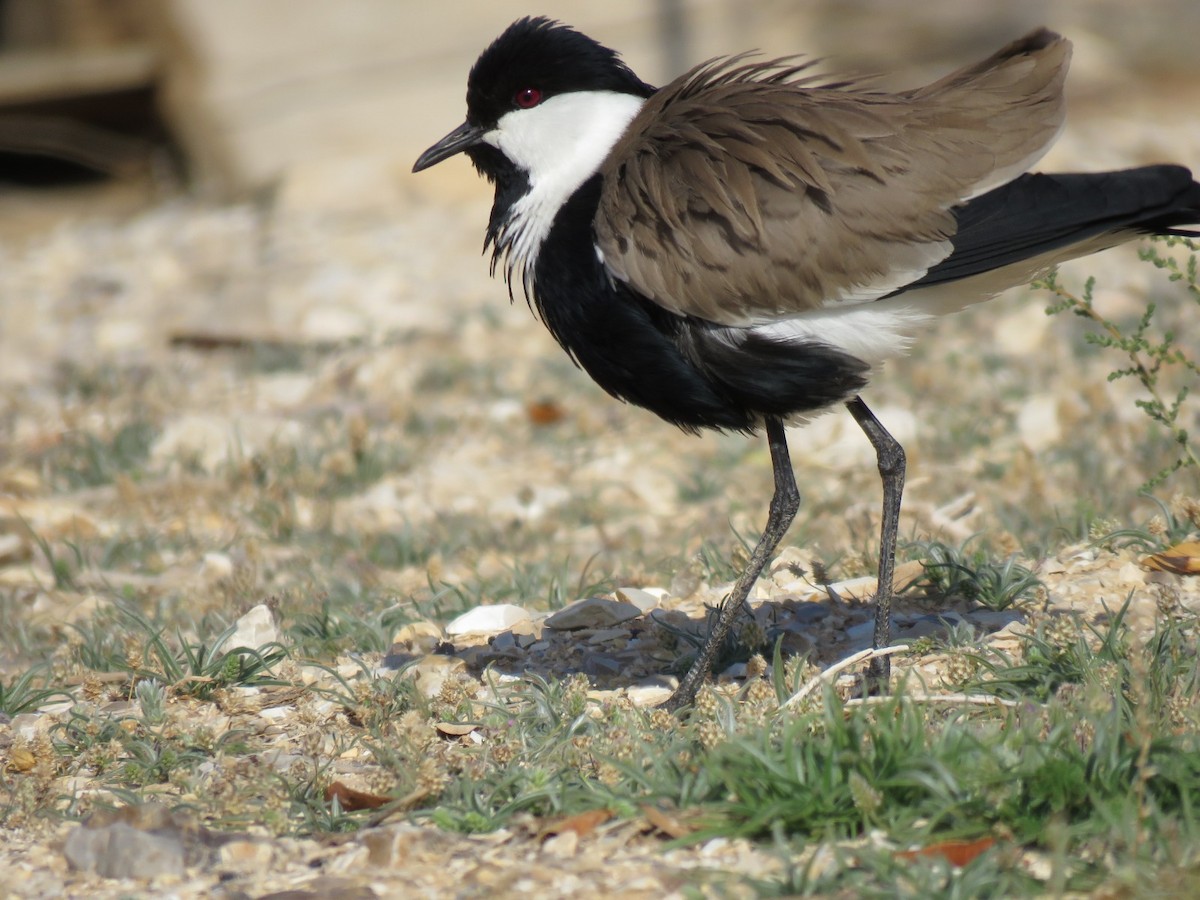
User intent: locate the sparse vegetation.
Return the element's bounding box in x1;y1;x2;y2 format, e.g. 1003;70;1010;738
1036;236;1200;489
910;538;1044;611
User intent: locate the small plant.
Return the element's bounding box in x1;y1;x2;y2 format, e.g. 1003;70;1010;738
27;528;85;590
117;606;289;700
960;595;1133;703
1035;236;1200;489
0;665;73;716
36;419;158;490
134;679;168;725
909;538;1043;611
1087;495;1200;552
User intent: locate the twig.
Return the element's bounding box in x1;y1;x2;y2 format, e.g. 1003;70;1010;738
845;691;1021;708
781;644;907;709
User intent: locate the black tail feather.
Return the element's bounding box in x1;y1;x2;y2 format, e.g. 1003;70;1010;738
911;165;1200;288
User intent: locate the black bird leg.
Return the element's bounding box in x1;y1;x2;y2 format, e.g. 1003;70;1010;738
844;396;905;692
665;416;800;711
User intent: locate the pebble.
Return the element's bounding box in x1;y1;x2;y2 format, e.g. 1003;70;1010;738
782;603;831;626
392;620;444;652
405;654;467;699
895;616;958;641
490;631;520;653
229;603;281;652
615;587;665;613
545;597;642;630
773;630;815;657
64;821;187;879
8;713;44;741
199;551;235;584
969;609;1023;631
446;603;531;636
586;627;631;645
1016;395;1063;452
218;838;275;871
62;803;227;879
0;533;29;565
624;679;676;707
582;654;624;677
844;619;881;643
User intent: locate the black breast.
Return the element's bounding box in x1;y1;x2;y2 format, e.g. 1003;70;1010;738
528;176;870;432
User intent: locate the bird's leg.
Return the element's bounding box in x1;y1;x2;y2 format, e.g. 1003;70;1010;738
844;396;905;693
665;416;800;711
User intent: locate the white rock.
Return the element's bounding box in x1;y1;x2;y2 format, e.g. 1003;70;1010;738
8;713;45;740
0;533;28;564
1016;395;1062;452
625;680;675;707
486;399;525;423
200;552;234;584
228;604;280;652
445;604;531;636
300;304;367;341
392;620;443;650
544;597;642;630
406;654;467;699
615;587;664;612
151;414;302;471
94;318;147;354
1117;561;1146;585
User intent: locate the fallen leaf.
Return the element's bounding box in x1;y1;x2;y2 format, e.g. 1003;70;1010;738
895;836;996;867
1142;540;1200;575
640;804;693;839
324;781;392;811
434;722;479;737
538;809;612;840
526;400;565;425
6;748;36;773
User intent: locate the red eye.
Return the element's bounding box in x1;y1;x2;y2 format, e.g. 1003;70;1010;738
514;87;543;109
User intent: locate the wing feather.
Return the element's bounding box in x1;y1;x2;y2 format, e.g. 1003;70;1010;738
595;29;1070;325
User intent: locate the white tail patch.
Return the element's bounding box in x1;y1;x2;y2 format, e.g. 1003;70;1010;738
749;302;935;367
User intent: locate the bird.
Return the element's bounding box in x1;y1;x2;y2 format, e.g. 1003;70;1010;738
413;16;1200;710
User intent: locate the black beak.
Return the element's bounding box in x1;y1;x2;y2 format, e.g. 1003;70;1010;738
413;120;485;173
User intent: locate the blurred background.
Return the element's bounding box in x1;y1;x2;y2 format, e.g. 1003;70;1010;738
0;1;1197;638
1;0;1198;201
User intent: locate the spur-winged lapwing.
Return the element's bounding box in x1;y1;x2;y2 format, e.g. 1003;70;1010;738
414;16;1200;710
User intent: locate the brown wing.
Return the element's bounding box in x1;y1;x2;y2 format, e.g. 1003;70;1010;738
595;29;1070;325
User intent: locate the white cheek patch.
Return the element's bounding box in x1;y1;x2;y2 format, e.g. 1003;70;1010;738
487;91;644;283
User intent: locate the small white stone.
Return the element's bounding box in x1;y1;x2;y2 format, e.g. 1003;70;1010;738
1017;395;1062;452
542;830;578;859
486;399;525;422
228;604;280;652
406;655;467;699
446;604;531;636
0;533;27;564
300;304;367;341
615;587;663;612
625;680;675;707
9;713;45;740
200;552;235;584
1117;561;1146;585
